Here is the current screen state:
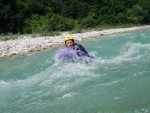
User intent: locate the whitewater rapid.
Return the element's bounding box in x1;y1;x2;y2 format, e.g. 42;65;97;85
0;28;150;113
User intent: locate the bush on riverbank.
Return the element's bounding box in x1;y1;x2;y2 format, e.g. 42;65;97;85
0;0;150;35
0;24;143;41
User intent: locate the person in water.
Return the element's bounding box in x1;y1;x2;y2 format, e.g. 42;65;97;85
64;35;89;54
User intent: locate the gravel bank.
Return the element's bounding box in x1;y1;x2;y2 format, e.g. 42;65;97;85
0;25;150;58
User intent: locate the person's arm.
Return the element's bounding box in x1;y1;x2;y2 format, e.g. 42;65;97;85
78;44;89;54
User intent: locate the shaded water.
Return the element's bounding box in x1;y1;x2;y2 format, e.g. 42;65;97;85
0;29;150;113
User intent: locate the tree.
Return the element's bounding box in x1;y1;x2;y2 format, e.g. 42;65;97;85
127;5;144;24
47;14;74;31
0;0;149;34
138;0;150;23
61;0;89;19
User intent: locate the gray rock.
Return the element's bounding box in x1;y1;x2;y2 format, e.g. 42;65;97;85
9;51;19;55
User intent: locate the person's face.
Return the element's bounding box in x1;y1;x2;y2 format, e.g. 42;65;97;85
65;40;74;48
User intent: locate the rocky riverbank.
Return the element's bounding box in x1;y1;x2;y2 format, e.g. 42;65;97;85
0;25;150;58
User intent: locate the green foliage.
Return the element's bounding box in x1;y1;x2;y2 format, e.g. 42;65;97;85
81;16;97;28
23;14;49;33
41;31;60;37
116;13;127;24
61;0;89;19
138;0;150;23
0;33;19;41
23;13;75;33
47;14;74;32
0;0;149;34
127;5;144;24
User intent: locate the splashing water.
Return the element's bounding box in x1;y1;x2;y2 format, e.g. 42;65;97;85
0;29;150;113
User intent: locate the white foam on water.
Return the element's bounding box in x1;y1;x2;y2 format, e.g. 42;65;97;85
140;33;150;39
0;61;99;109
1;40;149;104
62;92;77;98
95;42;150;65
0;80;10;87
1;29;150;112
0;57;99;102
134;108;149;113
113;96;121;100
110;32;132;38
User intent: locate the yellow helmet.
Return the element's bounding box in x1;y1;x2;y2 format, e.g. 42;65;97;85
64;35;74;42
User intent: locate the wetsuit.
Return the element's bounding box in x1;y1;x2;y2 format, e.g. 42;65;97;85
73;43;89;54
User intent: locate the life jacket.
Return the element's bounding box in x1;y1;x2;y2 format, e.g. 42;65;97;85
73;43;89;54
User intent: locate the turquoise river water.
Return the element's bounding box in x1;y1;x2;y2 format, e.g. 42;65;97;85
0;28;150;113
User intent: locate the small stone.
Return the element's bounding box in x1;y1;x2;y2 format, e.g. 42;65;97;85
44;39;51;43
41;45;47;49
9;51;19;55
